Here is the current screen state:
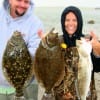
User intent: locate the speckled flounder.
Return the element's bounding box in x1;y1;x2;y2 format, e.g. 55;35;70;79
33;28;65;100
54;47;79;100
2;31;33;97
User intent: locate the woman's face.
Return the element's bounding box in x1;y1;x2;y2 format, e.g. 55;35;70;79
65;12;78;36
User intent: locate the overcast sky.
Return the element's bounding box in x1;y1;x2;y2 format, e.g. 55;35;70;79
0;0;100;7
33;0;100;7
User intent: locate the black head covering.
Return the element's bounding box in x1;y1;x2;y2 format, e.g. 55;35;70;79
61;6;84;47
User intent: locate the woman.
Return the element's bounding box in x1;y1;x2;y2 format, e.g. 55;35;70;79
54;6;100;100
53;6;84;100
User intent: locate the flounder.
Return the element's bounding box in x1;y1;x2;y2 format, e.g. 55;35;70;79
33;28;65;100
2;31;33;97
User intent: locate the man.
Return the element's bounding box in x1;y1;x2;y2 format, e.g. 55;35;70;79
0;0;44;99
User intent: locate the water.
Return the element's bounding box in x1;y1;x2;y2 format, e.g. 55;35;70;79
34;7;100;36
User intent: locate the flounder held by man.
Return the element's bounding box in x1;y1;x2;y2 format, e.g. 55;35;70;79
33;28;65;100
2;31;33;99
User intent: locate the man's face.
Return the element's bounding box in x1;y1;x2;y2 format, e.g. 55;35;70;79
9;0;30;17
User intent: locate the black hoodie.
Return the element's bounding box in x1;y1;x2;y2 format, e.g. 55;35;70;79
61;6;100;72
61;6;84;47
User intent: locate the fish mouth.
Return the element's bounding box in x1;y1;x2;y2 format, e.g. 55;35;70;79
41;36;57;51
41;28;60;51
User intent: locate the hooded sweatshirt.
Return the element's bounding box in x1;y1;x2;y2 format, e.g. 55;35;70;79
61;6;84;47
0;0;44;87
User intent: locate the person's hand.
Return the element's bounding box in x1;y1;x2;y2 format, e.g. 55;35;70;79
90;31;97;39
37;29;45;39
89;31;100;56
90;31;98;47
62;92;73;100
90;31;99;47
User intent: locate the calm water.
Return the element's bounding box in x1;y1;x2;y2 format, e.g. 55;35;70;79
34;7;100;36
